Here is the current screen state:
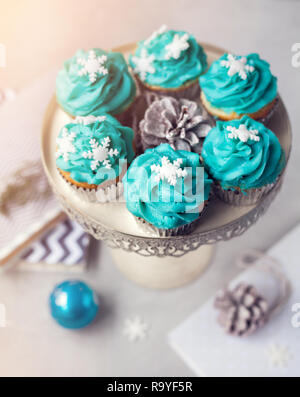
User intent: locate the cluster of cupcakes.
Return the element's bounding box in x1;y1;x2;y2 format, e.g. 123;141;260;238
55;26;286;237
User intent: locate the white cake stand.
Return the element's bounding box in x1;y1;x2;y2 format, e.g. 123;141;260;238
41;43;292;289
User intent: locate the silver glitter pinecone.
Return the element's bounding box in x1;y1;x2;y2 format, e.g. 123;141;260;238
139;96;214;153
214;282;269;337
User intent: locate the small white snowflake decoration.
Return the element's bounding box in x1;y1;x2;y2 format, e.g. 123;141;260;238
131;48;156;81
144;25;167;45
221;54;255;80
165;33;190;60
151;156;187;186
226;124;260;143
123;316;149;342
82;137;119;171
56;128;76;162
77;50;108;83
268;343;292;368
75;115;107;125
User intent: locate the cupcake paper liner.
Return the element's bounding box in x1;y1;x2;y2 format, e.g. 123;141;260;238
58;170;124;203
135;216;200;237
257;97;279;126
136;77;201;103
201;95;279;126
134;201;209;237
213;182;277;207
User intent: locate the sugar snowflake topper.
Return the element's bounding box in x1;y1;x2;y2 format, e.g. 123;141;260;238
151;156;187;186
82;137;119;171
77;50;108;83
75;115;107;125
268;343;292;368
226;124;260;143
221;54;255;80
132;48;156;81
165;33;190;60
123;316;149;342
144;24;167;45
56;128;76;162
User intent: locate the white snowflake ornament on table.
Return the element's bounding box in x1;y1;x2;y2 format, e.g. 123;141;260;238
226;124;260;143
82;137;119;171
151;156;187;186
144;25;167;45
131;49;156;81
268;343;292;368
165;33;190;60
221;54;255;80
74;115;107;126
77;50;108;83
56;128;76;162
123;316;149;342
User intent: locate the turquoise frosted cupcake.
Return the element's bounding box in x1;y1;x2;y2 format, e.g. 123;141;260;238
56;48;136;125
200;53;278;122
129;26;207;100
123;143;212;236
56;114;135;203
202;116;285;206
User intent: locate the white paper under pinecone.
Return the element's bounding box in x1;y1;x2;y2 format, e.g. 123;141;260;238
169;224;300;377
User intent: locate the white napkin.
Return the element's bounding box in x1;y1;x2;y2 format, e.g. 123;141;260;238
169;224;300;377
0;70;62;265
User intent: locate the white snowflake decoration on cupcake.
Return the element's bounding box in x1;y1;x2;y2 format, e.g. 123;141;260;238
82;137;119;171
151;156;187;186
77;50;108;83
144;25;167;45
226;124;260;143
56;128;76;162
74;115;107;125
131;49;156;81
165;33;190;60
221;54;254;80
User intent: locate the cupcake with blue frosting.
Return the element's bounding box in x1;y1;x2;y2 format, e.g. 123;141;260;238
129;26;207;100
56;48;136;125
56;114;135;203
123;143;212;236
200;53;278;122
202;116;285;206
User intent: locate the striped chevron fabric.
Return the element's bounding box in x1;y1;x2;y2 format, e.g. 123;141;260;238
21;218;90;270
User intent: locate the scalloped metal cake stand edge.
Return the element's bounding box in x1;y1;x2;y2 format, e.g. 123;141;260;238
52;178;283;258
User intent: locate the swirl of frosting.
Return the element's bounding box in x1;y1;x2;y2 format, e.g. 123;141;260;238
202;116;285;190
129;28;207;88
200;53;277;114
56;114;135;185
123;143;212;229
56;48;136;117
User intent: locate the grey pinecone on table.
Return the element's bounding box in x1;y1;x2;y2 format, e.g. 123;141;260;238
214;282;269;337
139;96;214;153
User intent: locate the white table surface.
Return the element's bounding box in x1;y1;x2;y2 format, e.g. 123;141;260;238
0;0;300;377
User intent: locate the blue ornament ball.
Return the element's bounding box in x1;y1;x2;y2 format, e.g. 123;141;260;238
49;280;99;329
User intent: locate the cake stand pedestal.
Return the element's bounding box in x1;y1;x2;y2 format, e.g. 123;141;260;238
110;245;214;289
41;43;292;289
